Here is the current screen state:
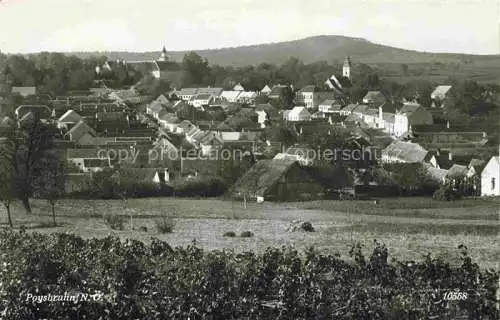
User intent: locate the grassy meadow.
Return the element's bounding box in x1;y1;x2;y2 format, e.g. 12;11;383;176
1;197;498;269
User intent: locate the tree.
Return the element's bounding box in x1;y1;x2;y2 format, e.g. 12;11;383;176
35;158;66;226
0;147;16;227
181;52;210;86
3;116;58;214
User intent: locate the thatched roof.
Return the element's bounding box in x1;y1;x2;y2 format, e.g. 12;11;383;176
230;159;297;197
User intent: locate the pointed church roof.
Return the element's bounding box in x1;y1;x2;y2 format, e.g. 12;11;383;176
343;56;351;67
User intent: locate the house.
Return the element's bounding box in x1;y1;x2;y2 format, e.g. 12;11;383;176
297;86;338;109
480;155;500;196
82;158;112;173
446;164;468;189
198;131;224;156
66;148;111;173
237;91;258;104
175;88;199;101
268;85;290;100
230;159;324;201
158;113;180;132
467;158;486;179
394;104;433;137
261;85;272;95
57;110;82;129
255;110;268;128
233;83;245;91
65;120;96;144
15;105;52;120
425;165;448;185
176;120;196;135
340;103;359;116
297;85;317;108
318;99;343;113
192;94;214;108
381;113;395;135
430;85;453;107
273;145;316;166
196;87;223;97
11;86;36;97
284;106;311;122
220;91;242;103
118;168;171;185
362;91;386;106
382;141;429;163
154;94;170;105
146;101;165;119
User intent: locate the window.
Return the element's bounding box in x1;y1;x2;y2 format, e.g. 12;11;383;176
492;177;496;191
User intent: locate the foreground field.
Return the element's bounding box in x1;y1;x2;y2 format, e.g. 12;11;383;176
1;197;498;269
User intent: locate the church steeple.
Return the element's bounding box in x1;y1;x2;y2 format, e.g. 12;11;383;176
342;56;351;79
159;45;168;61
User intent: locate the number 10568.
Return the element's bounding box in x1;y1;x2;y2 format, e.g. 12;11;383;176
443;291;468;300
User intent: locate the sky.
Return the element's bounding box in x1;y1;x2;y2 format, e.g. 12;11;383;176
0;0;499;54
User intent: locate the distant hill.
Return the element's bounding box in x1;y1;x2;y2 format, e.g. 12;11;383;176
70;35;500;67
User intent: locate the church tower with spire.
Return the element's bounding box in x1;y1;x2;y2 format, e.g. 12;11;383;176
158;45;168;62
342;56;351;79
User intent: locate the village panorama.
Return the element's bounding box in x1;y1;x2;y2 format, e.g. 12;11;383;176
0;40;499;318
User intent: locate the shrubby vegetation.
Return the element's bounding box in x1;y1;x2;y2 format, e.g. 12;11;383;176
0;231;497;319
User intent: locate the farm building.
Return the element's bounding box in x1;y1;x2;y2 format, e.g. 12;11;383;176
230;159;324;202
481;155;500;196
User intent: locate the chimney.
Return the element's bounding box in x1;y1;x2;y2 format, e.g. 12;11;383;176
446;120;450;129
448;151;453;161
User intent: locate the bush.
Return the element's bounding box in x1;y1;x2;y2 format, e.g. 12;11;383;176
223;231;236;237
103;215;125;230
433;186;462;201
154;216;175;234
286;220;315;232
240;231;254;237
0;232;497;319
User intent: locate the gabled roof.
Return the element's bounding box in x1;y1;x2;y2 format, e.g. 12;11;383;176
96;111;126;122
66;120;96;141
193;93;213;100
431;85;452;98
319;99;342;108
83;158;110;168
233;83;245;91
268;85;289;97
261;85;272;93
221;91;242;101
342;103;360;113
159;112;180;123
288;106;311;117
12;86;36;96
469;158;486;170
177;120;196;132
197;87;223;96
231;159;298;197
0;116;14;128
426;165;448;182
66;148;102;159
15;105;52;119
447;164;468;178
147;101;164;114
383;141;429;163
398;104;422;115
363;91;386;103
58;110;82;123
298;85;317;93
